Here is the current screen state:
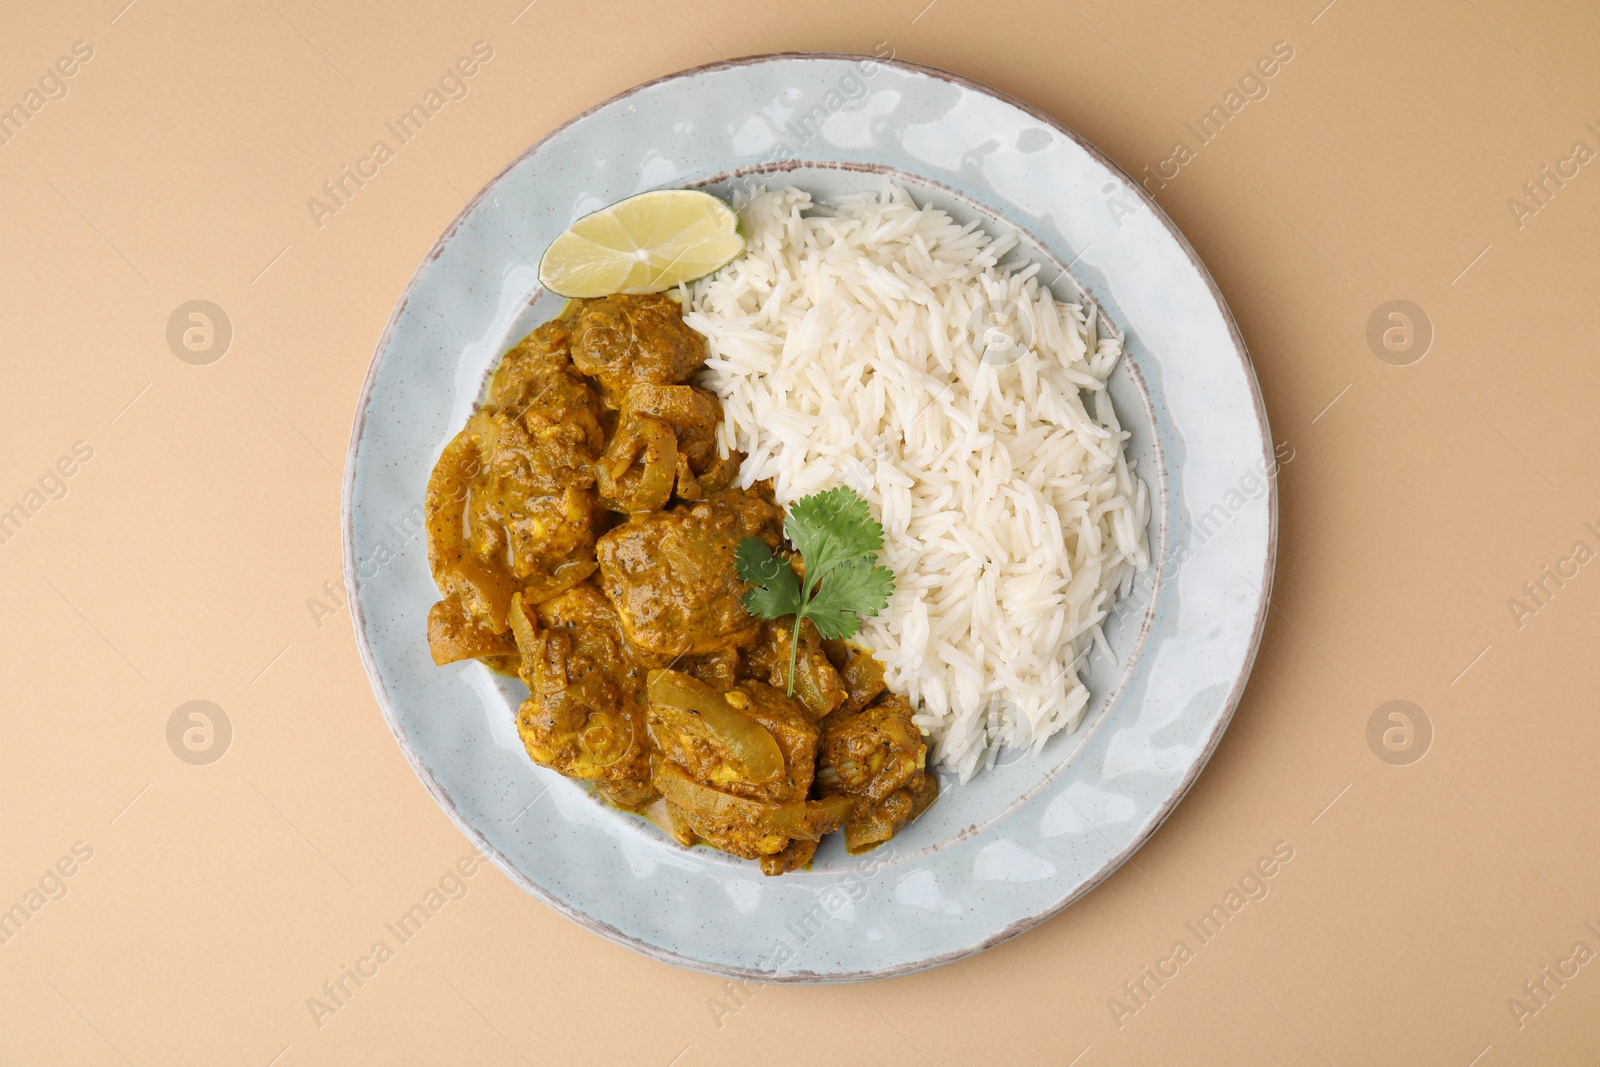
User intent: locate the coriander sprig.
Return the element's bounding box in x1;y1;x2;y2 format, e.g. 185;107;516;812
735;486;895;696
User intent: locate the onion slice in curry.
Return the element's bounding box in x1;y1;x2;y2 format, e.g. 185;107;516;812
654;762;855;840
646;670;784;784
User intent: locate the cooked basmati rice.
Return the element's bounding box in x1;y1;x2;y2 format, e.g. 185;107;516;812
683;185;1149;782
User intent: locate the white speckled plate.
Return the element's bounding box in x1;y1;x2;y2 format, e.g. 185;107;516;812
342;53;1275;981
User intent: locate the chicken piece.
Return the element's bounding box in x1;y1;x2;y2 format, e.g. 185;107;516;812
595;486;783;657
647;673;853;866
530;581;660;691
510;582;658;808
596;384;733;513
730;680;822;802
569;293;708;402
742;618;849;718
423;321;607;640
816;693;926;803
426;596;515;666
647;673;818;805
817;692;938;853
487;319;575;412
470;403;602;591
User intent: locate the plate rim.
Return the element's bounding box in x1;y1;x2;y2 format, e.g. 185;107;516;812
341;50;1278;983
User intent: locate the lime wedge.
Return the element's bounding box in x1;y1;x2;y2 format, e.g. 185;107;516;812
538;189;745;298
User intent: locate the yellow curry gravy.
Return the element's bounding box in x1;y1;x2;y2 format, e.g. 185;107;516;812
424;294;936;875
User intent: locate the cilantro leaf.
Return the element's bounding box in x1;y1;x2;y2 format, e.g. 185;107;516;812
735;487;897;695
784;486;884;584
801;558;895;640
736;537;801;620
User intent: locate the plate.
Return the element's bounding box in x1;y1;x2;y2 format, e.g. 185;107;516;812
342;53;1275;981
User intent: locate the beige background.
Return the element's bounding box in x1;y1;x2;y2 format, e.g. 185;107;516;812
3;0;1598;1063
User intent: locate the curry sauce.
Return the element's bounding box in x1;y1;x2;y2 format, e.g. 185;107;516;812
424;294;936;874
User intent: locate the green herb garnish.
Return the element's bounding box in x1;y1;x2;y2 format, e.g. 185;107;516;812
735;486;896;696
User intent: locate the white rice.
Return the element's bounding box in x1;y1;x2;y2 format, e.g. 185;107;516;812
683;184;1149;782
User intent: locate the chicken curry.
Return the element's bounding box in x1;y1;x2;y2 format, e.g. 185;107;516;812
423;293;937;874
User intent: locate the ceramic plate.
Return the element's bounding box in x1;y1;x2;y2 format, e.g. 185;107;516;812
342;53;1275;981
